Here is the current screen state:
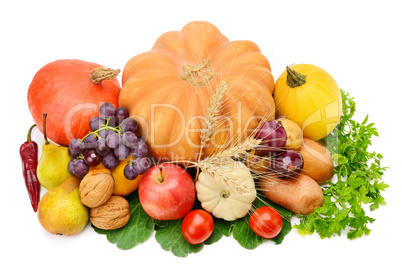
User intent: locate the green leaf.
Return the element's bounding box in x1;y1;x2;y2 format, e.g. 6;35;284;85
203;223;224;245
233;216;264;249
271;218;292;244
332;153;348;165
214;218;234;237
154;219;203;257
92;191;155;250
375;181;389;191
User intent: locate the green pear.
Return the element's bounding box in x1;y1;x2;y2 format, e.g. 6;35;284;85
37;113;71;190
38;176;88;236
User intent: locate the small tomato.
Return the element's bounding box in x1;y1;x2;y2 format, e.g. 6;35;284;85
249;206;283;239
182;210;214;244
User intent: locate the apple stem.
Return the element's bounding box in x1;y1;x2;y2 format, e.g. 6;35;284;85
158;165;164;183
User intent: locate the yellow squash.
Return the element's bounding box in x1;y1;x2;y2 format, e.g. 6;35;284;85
274;64;342;140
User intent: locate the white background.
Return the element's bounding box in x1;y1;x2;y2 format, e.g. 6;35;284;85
1;0;401;267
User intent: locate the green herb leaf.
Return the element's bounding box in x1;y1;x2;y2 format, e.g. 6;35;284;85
92;191;155;249
294;89;389;239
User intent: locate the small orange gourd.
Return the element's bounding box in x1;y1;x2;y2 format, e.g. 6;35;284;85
28;59;121;146
119;21;276;161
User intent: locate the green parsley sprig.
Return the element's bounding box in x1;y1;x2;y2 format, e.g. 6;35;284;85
294;90;389;239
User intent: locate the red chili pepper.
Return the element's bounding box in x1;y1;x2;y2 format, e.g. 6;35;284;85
20;124;40;212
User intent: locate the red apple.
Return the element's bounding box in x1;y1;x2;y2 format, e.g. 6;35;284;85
138;163;195;220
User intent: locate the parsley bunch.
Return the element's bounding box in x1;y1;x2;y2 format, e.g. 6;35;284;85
295;90;389;239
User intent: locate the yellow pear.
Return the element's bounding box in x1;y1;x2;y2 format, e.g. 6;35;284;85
37;113;71;190
38;176;88;236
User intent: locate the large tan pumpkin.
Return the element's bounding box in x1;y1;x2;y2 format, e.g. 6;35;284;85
119;21;275;161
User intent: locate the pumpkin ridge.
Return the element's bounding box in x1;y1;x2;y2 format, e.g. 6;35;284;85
151;30;190;64
214;52;272;76
210;40;262;63
122;51;179;85
180;21;229;65
151;47;187;67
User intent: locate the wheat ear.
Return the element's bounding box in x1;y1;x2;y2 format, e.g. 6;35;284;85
195;80;228;181
200;80;228;146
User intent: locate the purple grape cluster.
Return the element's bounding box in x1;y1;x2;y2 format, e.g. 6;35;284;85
67;102;150;180
254;120;303;178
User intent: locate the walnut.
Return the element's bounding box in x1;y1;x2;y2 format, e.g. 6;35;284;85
79;169;115;208
90;196;130;230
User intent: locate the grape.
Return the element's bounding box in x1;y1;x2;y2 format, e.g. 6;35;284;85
122;131;137;148
84;149;102;166
115;107;129;124
120;118;138;133
132;157;150;175
255;120;287;154
69;138;85;155
67;159;74;175
68;149;79;159
102;152;119;169
271;150;304;178
71;159;89;178
99;102;115;120
114;144;131;160
89;116;106;131
83;133;98;149
96;138;110;156
106;132;121;149
132;140;148;158
98;129;111;139
123;164;138;180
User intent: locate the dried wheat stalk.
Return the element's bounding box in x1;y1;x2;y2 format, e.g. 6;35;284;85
193;79;268;193
195;80;229;181
199;80;228;146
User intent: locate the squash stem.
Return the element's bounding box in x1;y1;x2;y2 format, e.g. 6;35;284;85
90;67;120;84
286;66;306;88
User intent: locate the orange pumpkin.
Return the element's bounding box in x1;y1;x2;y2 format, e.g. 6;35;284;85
28;59;121;146
119;21;275;161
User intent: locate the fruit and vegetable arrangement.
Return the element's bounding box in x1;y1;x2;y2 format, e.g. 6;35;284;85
21;21;388;257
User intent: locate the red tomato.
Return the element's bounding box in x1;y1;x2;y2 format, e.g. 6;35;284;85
249;206;283;239
182;210;214;244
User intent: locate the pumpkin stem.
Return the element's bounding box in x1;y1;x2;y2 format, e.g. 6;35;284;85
42;113;49;145
179;59;216;86
90;68;120;84
286;66;306;88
